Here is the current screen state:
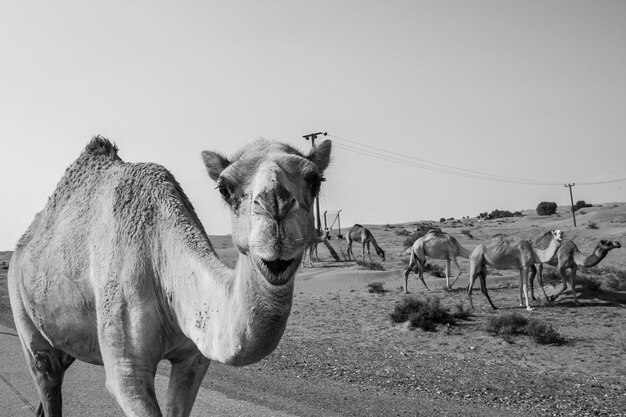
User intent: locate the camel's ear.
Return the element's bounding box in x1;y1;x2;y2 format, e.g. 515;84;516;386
201;151;230;182
307;139;332;172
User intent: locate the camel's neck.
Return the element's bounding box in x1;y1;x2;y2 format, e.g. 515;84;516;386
458;245;472;259
532;238;559;263
161;232;294;366
575;247;609;268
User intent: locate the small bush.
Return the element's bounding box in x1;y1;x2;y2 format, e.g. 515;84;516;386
424;263;446;278
578;275;601;292
485;313;566;345
356;260;384;271
587;221;599;230
536;202;557;216
484;313;528;336
526;319;566;345
574;200;593;212
452;303;472;320
539;269;561;286
488;209;515;219
440;217;446;223
460;229;474;239
390;296;455;331
597;267;626;291
367;282;386;294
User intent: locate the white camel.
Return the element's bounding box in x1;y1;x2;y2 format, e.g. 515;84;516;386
404;230;472;292
528;238;621;303
8;136;331;416
467;230;563;311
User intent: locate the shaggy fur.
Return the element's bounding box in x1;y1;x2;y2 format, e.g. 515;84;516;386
9;135;332;416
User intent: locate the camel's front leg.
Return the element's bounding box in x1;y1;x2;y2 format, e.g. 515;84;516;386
164;350;211;417
549;267;570;302
520;269;534;311
568;266;580;304
449;257;463;289
417;262;430;292
478;270;498;310
99;307;164;416
535;264;551;302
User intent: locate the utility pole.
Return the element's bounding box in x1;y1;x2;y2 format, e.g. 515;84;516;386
303;131;339;261
303;132;327;233
564;183;577;227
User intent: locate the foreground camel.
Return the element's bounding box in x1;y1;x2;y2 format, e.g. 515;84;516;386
8;136;331;417
346;224;385;262
528;238;621;304
404;230;472;292
467;230;563;311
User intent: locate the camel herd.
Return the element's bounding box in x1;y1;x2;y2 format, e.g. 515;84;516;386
348;224;621;311
6;137;622;416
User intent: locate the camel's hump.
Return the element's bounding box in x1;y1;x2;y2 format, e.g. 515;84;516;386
84;135;119;160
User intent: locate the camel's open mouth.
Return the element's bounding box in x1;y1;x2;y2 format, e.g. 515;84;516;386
251;255;299;286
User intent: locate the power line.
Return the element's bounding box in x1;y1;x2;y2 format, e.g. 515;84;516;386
331;141;559;185
328;134;626;187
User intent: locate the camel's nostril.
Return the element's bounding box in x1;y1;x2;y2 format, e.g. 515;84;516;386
253;186;296;221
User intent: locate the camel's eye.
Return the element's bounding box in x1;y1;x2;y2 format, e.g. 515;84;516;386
304;173;323;197
216;180;231;201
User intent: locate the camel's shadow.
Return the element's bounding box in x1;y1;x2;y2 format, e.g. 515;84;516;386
537;288;626;307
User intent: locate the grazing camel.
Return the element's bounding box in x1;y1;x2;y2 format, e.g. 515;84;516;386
467;230;563;311
346;224;385;262
404;230;472;293
302;228;330;267
8;136;331;417
528;238;621;304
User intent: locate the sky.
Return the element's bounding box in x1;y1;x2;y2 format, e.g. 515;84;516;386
1;1;625;250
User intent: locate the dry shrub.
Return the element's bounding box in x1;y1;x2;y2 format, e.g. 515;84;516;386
541;269;562;286
596;267;626;291
460;229;474;239
484;313;528;336
587;221;599;230
390;296;455;332
367;282;386;294
484;313;566;345
452;303;472;320
578;275;601;292
526;319;566;345
356;260;384;271
424;263;446;278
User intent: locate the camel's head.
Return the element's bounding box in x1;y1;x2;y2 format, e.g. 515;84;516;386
376;246;385;262
202;139;332;285
598;240;621;252
551;229;564;243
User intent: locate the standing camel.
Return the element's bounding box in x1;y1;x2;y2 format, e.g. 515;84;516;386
528;238;621;303
346;224;385;262
404;230;472;293
8;136;331;417
467;230;563;311
302;228;330;267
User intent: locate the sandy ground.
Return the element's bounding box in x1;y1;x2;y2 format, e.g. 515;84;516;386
1;203;625;416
